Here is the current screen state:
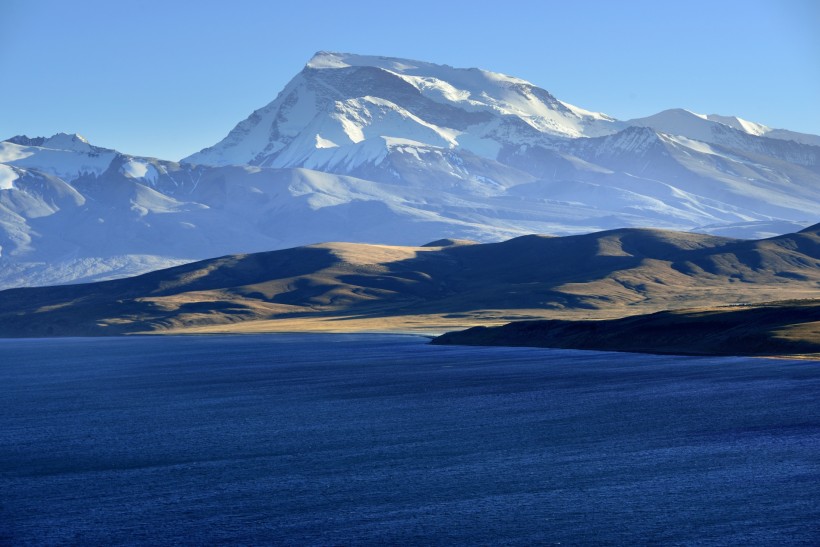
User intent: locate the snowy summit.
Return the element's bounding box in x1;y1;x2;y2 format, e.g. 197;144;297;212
183;51;618;169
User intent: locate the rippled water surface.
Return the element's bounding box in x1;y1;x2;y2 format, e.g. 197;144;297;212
1;334;818;544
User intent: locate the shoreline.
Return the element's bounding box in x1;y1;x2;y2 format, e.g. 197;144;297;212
431;303;820;361
2;328;816;361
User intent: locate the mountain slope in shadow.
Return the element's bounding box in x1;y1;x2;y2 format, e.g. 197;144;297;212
0;223;818;337
431;300;820;358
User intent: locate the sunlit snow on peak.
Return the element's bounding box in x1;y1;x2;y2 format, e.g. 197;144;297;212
306;51;351;69
187;52;624;168
706;114;769;136
0;164;19;190
42;132;92;152
120;159;159;183
307;51;430;74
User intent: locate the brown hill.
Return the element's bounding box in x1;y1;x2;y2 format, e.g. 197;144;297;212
0;223;818;337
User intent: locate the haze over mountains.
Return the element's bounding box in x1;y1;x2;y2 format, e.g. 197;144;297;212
1;52;818;290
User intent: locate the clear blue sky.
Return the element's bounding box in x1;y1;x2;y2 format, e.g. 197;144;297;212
1;0;818;161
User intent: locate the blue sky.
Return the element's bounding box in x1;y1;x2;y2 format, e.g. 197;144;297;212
1;0;818;160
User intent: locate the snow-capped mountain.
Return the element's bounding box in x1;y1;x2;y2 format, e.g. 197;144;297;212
184;52;618;170
0;133;535;289
2;52;819;290
183;51;819;227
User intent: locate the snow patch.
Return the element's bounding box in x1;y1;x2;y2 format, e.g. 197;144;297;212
121;159;148;178
662;134;720;156
383;136;437;148
121;159;159;183
0;164;18;190
0;142;34;163
315;135;339;149
299;136;392;171
397;74;474;104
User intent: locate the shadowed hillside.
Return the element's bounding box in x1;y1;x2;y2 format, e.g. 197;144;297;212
432;301;820;358
0;223;818;337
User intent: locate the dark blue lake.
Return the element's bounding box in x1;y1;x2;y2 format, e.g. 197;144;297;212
1;334;818;544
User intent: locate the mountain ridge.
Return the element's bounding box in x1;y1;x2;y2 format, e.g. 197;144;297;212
1;51;819;290
184;52;820;169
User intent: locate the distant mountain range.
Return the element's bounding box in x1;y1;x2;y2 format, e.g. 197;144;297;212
2;51;818;289
1;222;817;337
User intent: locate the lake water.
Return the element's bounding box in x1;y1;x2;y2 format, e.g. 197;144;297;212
1;334;818;545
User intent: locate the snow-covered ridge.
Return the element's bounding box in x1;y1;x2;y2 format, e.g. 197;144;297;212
0;135;117;182
706;114;769;136
0;133;175;185
305;51;531;86
7;133;93;152
625;108;820;150
184;51;621;169
185;52;819;174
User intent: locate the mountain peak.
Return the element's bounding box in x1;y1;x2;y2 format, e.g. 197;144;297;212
303;51;523;82
305;51;442;74
626;109;820;148
306;51;352;69
184;52;619;167
627;108;707;128
705;114;769;136
799;222;820;235
5;132;93;152
42;132;91;150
